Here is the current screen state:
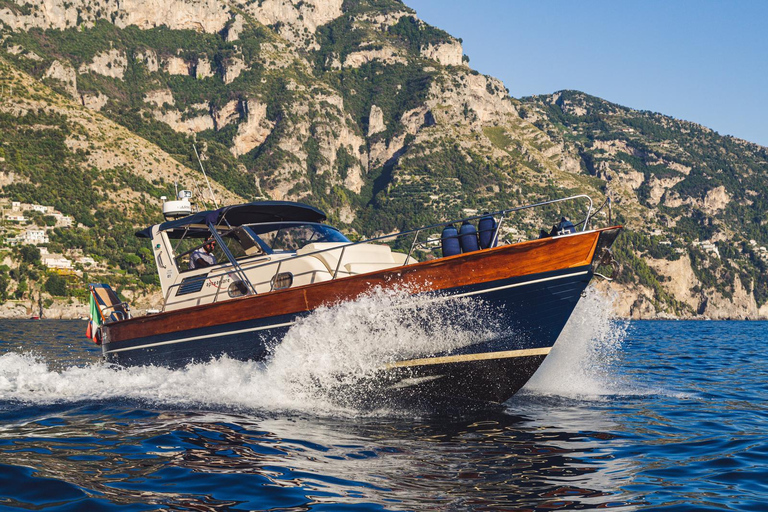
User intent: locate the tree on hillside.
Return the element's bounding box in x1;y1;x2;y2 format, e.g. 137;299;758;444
45;273;68;297
0;266;10;301
18;245;41;265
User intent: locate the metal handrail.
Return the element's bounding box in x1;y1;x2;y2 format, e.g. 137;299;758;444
208;221;256;295
99;302;131;323
161;255;272;311
332;245;348;279
158;194;595;310
269;259;283;292
237;194;593;249
405;229;421;266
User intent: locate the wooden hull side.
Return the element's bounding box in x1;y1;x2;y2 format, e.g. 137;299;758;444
102;264;593;371
100;226;618;403
104;228;606;347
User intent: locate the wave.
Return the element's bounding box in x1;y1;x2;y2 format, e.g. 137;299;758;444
1;285;643;414
520;286;632;399
0;287;499;416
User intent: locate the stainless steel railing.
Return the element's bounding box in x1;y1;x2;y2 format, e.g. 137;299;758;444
158;194;595;311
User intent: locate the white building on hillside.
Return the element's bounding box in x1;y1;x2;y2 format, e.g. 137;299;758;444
693;240;720;259
41;252;72;270
21;228;49;245
53;213;73;227
77;256;97;267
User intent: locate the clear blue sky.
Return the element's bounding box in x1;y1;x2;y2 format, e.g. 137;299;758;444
407;0;768;147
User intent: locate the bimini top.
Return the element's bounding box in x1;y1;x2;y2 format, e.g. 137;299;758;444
136;201;327;239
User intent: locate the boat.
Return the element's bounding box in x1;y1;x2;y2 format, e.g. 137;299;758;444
86;193;621;405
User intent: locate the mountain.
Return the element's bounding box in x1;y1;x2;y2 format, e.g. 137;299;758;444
520;91;768;318
1;0;767;319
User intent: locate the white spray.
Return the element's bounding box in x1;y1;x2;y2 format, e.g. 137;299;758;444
522;286;629;398
0;287;499;416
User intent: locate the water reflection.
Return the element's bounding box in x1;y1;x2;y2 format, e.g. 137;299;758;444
4;319;767;510
0;404;643;510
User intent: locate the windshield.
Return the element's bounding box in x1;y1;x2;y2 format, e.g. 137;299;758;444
247;223;350;252
174;226;268;271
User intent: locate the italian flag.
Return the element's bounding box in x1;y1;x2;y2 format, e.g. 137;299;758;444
86;292;103;344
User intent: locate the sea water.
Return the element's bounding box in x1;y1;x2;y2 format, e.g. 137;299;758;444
0;289;766;511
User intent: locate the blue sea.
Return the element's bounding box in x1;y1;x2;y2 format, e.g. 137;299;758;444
0;290;766;511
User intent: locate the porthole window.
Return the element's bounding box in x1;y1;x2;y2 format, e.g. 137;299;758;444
271;272;293;290
228;280;249;298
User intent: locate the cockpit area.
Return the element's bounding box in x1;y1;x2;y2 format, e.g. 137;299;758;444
173;222;351;271
139;201;409;312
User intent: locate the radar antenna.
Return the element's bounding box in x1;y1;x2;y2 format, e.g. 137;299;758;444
193;144;219;209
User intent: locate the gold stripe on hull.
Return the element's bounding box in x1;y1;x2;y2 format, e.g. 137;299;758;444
386;347;552;369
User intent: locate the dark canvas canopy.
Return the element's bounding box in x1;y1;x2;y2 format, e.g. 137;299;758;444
136;201;327;239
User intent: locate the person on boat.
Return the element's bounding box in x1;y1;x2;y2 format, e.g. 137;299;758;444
189;239;217;269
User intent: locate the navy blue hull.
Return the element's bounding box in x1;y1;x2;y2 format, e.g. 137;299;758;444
103;265;592;371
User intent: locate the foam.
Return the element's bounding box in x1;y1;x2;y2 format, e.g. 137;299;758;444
1;286;641;414
0;287;499;416
520;286;630;399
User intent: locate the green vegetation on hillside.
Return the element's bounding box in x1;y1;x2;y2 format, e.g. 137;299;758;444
522;90;768;306
2;1;767;317
0;103;170;300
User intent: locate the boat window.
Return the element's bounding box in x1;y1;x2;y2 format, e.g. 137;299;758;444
175;227;267;272
218;235;245;260
232;226;272;256
248;224;350;252
174;238;207;271
228;280;249;298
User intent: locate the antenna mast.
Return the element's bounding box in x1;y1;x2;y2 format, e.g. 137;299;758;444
193;144;219;209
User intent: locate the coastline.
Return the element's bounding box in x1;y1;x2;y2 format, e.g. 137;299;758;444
0;289;163;320
1;292;766;321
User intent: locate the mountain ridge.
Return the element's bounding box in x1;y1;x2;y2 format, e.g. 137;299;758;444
1;0;766;320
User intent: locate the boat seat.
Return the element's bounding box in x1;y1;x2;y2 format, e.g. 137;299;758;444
89;283;131;323
345;246;409;275
297;242;403;276
392;252;408;265
344;262;402;275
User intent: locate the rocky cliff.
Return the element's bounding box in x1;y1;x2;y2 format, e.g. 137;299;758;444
520;91;768;319
1;0;766;319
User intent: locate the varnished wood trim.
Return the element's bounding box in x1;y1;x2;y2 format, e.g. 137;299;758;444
106;228;612;345
104;269;589;353
385;347;552;369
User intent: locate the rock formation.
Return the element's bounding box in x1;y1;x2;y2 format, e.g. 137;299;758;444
1;0;766;319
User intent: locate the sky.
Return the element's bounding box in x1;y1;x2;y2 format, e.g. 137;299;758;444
406;0;768;147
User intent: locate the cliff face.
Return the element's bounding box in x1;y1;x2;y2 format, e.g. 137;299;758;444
1;0;231;33
520;91;768;319
1;0;767;319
